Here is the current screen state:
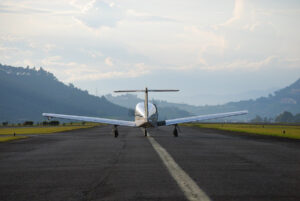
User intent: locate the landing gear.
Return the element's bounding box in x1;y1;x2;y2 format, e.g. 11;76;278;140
113;125;118;138
144;129;147;137
114;130;119;138
173;125;178;137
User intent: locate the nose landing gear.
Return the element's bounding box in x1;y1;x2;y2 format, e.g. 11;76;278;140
144;128;147;137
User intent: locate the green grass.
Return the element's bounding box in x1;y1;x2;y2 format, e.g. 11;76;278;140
0;125;98;135
0;136;29;142
184;123;300;139
1;122;101;127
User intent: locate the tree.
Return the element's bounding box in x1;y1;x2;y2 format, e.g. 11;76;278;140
23;121;34;126
251;115;263;123
293;113;300;123
49;121;59;126
275;111;294;123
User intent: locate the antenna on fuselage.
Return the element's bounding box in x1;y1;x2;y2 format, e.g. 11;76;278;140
145;87;148;121
114;88;179;121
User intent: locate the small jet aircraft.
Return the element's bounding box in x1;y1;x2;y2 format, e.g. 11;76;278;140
43;88;248;137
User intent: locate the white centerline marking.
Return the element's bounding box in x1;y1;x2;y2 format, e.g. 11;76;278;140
147;133;211;201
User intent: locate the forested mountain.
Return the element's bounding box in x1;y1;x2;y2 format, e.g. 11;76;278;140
106;78;300;121
189;78;300;121
0;64;132;123
1;63;299;123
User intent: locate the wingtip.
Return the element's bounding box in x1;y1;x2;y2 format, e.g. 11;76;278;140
42;113;50;117
240;110;249;115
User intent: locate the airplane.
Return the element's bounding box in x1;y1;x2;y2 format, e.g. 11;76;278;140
43;88;248;137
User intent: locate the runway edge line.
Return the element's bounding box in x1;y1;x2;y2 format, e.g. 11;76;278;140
147;134;211;201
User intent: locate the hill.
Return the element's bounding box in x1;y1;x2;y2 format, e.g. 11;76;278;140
189;78;300;120
106;78;300;121
0;64;132;123
2;63;299;123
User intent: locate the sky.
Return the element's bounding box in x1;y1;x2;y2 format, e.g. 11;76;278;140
0;0;300;105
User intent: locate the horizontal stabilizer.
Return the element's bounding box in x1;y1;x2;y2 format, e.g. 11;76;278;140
114;89;179;93
148;89;179;92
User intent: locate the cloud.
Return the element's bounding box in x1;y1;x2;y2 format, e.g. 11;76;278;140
62;63;150;82
0;0;299;99
0;39;35;64
221;0;245;27
43;43;56;52
0;4;51;14
75;0;122;28
39;55;150;82
74;3;177;29
126;9;177;23
89;50;103;58
0;2;78;16
225;56;277;70
167;25;226;68
216;0;266;33
105;57;113;66
199;56;278;71
41;55;63;66
172;55;298;72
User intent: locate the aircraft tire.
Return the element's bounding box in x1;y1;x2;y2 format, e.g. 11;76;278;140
173;128;178;137
114;130;118;138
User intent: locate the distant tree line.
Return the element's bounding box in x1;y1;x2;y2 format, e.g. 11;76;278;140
251;111;300;123
21;120;60;126
1;121;90;126
23;121;34;126
275;111;300;123
1;120;60;126
42;121;60;126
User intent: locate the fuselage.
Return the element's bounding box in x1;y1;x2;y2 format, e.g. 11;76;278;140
134;102;158;128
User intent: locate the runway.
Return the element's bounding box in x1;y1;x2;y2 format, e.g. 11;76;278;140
0;126;300;201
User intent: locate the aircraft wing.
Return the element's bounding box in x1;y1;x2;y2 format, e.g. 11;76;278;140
42;113;136;127
164;110;248;126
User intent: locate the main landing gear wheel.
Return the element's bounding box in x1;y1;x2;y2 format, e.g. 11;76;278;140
173;125;178;137
113;125;118;138
114;130;118;138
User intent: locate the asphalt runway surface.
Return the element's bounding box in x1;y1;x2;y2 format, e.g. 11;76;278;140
0;126;300;201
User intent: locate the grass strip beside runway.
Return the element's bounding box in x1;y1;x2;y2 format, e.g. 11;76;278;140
0;125;96;135
0;136;29;142
185;123;300;139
